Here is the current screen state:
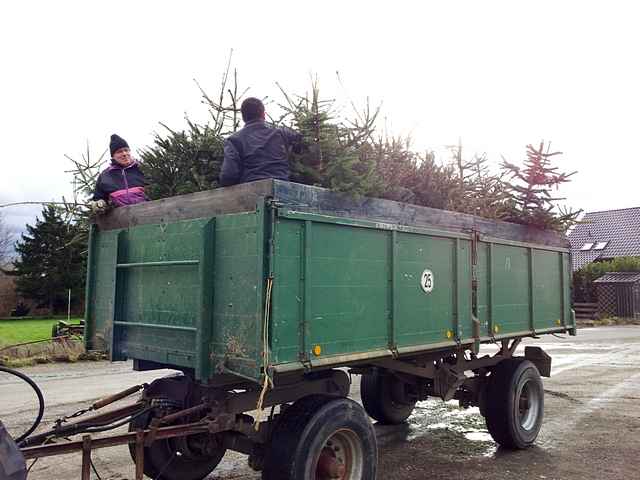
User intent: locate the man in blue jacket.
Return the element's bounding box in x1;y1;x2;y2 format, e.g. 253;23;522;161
90;134;147;212
220;98;305;186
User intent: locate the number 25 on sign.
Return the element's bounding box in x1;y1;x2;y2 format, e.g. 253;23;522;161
421;269;434;293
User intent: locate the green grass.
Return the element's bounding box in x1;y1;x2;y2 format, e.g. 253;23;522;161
0;318;83;347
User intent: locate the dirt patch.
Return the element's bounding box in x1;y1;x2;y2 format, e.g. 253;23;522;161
544;389;583;404
225;334;249;357
0;338;100;367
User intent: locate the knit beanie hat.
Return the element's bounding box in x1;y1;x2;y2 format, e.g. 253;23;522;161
109;134;129;156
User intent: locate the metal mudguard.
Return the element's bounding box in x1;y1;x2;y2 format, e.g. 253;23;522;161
0;421;26;480
524;346;552;377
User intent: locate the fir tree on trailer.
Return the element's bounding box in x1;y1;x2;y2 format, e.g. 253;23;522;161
501;141;580;232
445;139;511;220
276;79;379;196
140;121;225;200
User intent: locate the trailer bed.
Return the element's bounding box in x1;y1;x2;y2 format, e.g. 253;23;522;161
85;180;574;383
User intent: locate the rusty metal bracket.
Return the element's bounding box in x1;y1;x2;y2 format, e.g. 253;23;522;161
433;363;466;401
92;384;146;411
508;338;522;356
144;418;161;447
21;421;211;460
299;352;312;371
22;401;147;448
372;358;435;379
158;402;210;426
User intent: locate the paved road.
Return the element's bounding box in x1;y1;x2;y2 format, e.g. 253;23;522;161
1;326;639;479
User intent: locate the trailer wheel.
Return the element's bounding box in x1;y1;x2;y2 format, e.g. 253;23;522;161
128;398;225;480
484;358;544;449
360;369;416;424
262;395;377;480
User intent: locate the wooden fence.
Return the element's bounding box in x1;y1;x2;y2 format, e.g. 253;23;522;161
573;302;598;320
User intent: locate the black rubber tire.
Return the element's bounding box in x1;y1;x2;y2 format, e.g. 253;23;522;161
262;395;377;480
0;366;45;445
128;400;225;480
484;358;545;449
360;369;416;424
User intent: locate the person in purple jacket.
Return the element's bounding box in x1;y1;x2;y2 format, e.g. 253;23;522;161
90;134;147;212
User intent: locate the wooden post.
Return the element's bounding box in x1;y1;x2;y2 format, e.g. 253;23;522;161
135;431;145;480
81;435;91;480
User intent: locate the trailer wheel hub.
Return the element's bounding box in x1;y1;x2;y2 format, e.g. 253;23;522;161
316;428;363;479
518;380;541;431
317;448;346;478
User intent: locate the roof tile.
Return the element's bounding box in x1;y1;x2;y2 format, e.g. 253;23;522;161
593;272;640;284
568;207;640;270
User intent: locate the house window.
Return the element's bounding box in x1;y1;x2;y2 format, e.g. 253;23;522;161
580;243;594;251
594;241;609;250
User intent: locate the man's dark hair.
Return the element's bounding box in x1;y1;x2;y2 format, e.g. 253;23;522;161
240;97;265;123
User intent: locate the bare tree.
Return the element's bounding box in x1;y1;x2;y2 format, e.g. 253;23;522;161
0;211;14;267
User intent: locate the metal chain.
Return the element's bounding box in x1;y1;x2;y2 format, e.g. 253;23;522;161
54;407;93;428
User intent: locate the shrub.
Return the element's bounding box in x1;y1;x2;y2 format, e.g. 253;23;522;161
572;257;640;302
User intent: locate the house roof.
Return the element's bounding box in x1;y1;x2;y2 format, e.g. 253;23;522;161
568;207;640;271
593;272;640;284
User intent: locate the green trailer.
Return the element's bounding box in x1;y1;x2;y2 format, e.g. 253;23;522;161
84;179;575;480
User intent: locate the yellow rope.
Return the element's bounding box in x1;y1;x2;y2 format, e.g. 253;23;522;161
254;277;274;431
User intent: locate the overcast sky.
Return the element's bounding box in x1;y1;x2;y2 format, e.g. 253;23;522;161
1;1;639;237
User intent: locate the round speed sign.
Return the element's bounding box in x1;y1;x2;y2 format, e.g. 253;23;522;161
420;269;434;293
